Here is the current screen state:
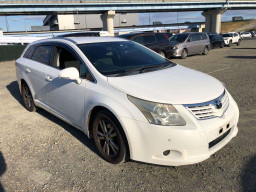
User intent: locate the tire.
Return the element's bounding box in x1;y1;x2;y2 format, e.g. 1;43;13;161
92;110;128;164
158;51;166;58
228;40;232;47
22;83;36;112
180;49;188;59
237;39;241;46
220;42;225;48
202;46;209;55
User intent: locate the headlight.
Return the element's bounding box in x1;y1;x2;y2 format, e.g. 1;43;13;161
128;95;186;126
173;44;180;49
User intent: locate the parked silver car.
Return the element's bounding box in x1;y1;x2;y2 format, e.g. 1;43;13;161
169;32;211;59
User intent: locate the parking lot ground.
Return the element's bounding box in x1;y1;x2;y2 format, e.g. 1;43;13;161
0;38;256;192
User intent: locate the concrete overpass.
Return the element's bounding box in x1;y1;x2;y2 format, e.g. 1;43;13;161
0;0;256;35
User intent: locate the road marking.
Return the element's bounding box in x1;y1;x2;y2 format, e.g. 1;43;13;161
208;66;231;74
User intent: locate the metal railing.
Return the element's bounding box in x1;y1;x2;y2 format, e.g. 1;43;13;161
0;0;255;4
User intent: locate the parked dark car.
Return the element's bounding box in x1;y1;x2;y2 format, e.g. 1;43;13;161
208;34;225;48
165;32;173;40
118;32;172;58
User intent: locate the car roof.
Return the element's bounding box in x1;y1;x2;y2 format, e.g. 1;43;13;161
65;37;128;44
33;37;128;45
118;32;155;38
173;32;206;36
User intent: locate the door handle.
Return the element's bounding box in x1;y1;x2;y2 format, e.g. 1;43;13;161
25;68;31;73
46;75;53;82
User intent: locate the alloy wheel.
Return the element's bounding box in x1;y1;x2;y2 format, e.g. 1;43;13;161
23;86;32;108
95;119;120;157
181;49;187;59
22;83;36;112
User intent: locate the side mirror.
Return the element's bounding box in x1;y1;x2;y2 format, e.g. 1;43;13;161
58;67;82;84
187;38;191;42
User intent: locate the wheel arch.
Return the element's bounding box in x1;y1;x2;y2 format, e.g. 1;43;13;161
87;105;131;159
20;77;36;101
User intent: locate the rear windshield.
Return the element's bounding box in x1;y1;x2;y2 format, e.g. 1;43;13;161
170;34;189;43
209;35;214;40
222;34;232;37
78;41;175;76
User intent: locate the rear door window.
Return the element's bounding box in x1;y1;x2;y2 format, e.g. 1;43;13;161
133;36;144;44
155;33;168;44
31;46;53;65
190;34;197;42
143;35;156;44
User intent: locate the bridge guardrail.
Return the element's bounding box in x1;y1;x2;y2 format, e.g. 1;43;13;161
0;0;256;4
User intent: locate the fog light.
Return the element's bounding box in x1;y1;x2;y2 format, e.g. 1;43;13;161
163;150;170;156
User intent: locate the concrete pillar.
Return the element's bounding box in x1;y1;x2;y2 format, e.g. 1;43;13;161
100;10;115;36
202;9;226;34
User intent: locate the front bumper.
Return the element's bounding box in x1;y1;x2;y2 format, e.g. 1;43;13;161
224;39;230;45
169;48;182;57
119;92;239;166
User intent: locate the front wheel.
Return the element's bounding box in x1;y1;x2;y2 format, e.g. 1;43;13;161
22;83;36;112
92;110;128;164
180;49;188;59
158;51;166;58
202;46;209;55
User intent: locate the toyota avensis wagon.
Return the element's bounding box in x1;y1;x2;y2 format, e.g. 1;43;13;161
15;37;239;166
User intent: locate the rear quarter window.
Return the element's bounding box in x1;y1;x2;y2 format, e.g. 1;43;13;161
23;45;36;59
31;46;53;65
203;34;208;40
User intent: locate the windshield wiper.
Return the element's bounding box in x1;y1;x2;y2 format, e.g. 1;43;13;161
138;61;173;73
112;67;143;77
110;61;175;77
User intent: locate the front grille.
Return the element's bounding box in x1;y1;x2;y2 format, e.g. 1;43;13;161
184;90;229;120
209;128;231;148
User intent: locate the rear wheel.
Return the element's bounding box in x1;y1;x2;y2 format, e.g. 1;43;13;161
237;39;241;46
180;49;188;59
92;110;128;164
158;51;166;58
22;83;36;112
220;42;225;48
202;46;209;55
228;40;232;47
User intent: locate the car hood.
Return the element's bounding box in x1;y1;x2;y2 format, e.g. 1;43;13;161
107;65;224;104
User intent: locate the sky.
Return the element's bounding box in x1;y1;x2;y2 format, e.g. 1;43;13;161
0;10;256;32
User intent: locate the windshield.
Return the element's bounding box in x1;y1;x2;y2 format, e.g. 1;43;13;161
169;34;189;42
222;34;232;37
78;41;176;76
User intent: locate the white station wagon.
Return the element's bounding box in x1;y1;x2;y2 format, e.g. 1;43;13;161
15;37;239;166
